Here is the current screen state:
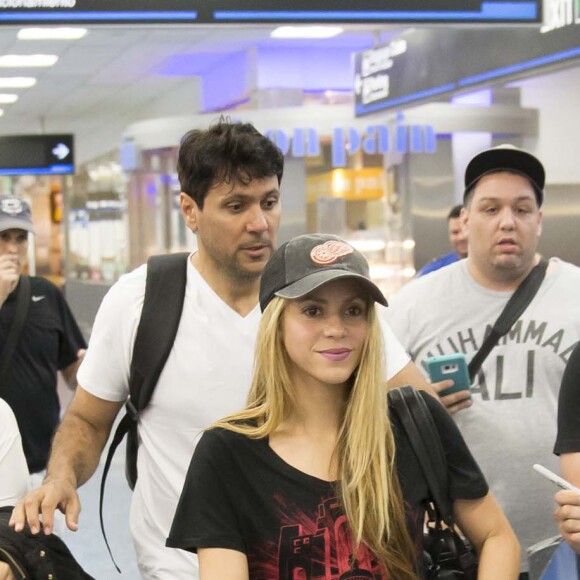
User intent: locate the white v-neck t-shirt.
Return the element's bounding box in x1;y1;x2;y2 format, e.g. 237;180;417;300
79;255;409;579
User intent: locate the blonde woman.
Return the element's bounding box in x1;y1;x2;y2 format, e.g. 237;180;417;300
167;234;520;579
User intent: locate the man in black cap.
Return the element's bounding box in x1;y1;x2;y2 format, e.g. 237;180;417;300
385;145;580;577
0;195;86;477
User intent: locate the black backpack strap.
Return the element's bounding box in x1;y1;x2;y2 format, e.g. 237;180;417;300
99;252;189;572
124;252;189;489
98;413;133;573
468;256;549;381
127;252;190;415
0;275;31;385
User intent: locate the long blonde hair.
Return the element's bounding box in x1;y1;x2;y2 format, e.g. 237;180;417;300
213;296;417;578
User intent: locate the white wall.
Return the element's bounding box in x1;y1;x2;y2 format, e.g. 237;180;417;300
511;66;580;184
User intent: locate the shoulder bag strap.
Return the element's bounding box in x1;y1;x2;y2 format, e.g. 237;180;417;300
0;276;31;385
390;387;479;579
389;386;452;523
468;256;549;381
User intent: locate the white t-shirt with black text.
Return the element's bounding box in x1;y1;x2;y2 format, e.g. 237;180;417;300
385;258;580;570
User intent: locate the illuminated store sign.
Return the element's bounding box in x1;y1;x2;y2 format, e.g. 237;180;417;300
0;0;539;24
265;114;436;168
0;134;74;175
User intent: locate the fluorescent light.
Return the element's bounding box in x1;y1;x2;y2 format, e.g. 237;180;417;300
0;55;58;67
0;110;4;117
18;27;88;40
271;26;343;39
0;94;18;104
0;77;36;88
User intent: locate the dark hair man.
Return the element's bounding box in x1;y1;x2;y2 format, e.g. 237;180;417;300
416;204;468;277
385;144;580;577
0;196;86;475
11;120;438;579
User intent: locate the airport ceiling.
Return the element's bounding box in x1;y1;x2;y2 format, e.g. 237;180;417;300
0;24;399;142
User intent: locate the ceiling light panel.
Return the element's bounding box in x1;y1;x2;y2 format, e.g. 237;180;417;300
17;27;88;40
0;77;36;88
0;94;18;103
0;55;58;67
271;26;343;39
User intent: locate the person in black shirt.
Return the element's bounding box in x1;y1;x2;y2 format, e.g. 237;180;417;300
553;342;580;552
0;195;86;475
168;233;520;579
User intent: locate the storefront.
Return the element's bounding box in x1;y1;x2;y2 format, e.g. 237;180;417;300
62;7;580;331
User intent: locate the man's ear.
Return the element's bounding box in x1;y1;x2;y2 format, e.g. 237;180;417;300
179;192;198;232
460;206;469;231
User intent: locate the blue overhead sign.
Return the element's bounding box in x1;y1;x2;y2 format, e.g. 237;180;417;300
0;134;74;176
354;22;580;116
0;0;540;24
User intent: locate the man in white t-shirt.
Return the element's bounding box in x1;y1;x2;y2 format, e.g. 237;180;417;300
0;399;28;509
11;119;437;579
385;144;580;577
0;399;28;580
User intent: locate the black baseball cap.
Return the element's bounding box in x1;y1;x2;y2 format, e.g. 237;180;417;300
259;233;387;312
464;144;545;206
0;195;34;234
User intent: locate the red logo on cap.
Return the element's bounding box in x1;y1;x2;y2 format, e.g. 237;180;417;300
310;241;353;265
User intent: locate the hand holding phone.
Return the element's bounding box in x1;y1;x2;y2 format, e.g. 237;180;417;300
533;464;580;492
426;353;470;398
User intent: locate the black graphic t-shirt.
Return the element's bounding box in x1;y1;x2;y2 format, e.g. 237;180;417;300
167;392;487;579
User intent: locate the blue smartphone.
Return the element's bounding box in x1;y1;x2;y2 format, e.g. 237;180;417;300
426;353;470;397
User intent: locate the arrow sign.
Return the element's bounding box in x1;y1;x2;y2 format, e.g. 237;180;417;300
52;142;70;160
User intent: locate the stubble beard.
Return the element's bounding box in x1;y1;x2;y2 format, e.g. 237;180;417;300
220;249;268;285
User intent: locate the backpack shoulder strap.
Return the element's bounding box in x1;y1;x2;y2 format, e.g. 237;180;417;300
99;252;189;572
128;252;189;413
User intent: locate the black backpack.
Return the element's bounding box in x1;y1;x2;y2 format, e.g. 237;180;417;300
0;506;95;579
99;252;189;571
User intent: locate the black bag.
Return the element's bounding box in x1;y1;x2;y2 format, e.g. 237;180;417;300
0;506;94;579
389;386;478;579
99;252;189;571
422;511;478;579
